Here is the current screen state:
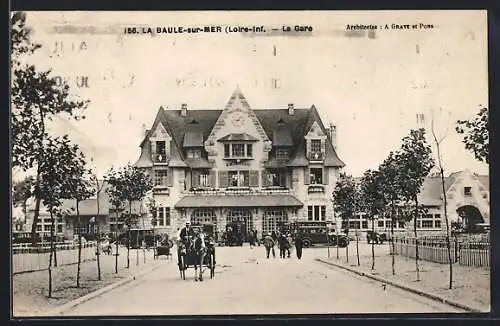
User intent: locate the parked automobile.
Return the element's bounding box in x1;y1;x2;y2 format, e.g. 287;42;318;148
366;230;387;244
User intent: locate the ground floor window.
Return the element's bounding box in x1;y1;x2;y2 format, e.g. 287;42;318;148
191;208;216;224
227;207;253;233
307;205;326;221
154;207;171;227
418;213;441;229
262;208;288;234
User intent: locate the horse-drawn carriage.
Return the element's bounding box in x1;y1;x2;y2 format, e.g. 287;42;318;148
177;225;216;281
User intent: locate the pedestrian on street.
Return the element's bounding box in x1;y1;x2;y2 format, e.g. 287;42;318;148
294;232;303;260
278;233;288;258
262;233;276;259
286;233;293;258
249;230;256;249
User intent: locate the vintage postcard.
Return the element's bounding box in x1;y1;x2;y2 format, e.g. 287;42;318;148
11;10;489;317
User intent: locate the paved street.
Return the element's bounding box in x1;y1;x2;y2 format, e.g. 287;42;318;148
60;244;463;315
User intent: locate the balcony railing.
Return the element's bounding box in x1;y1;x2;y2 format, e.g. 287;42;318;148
308;184;325;193
307;151;324;161
185;186;291;196
153;153;168;164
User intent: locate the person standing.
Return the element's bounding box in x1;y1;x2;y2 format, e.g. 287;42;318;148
294;232;303;260
262;233;276;259
278;233;288;258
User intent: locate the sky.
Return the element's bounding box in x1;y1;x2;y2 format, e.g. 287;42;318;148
12;10;489;179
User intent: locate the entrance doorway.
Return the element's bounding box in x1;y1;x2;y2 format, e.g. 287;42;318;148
457;205;485;233
227;208;253;241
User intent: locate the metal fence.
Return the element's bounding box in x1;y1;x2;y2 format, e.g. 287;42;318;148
12;243;97;274
391;236;490;268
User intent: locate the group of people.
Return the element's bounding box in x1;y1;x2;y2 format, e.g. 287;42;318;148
262;230;304;260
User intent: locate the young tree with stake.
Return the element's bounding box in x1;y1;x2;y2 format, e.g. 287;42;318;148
397;129;435;281
332;173;360;264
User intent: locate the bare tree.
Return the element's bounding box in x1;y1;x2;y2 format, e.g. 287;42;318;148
431;109;454;289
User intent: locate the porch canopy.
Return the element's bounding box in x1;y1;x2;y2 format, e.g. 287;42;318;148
175;195;303;208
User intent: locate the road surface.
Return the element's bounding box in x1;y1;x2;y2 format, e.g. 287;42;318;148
60;244;464;315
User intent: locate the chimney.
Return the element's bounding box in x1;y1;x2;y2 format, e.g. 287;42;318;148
329;122;337;151
142;124;149;137
181;103;188;117
288;103;294;115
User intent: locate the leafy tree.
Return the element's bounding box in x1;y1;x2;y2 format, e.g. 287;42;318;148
104;168;125;273
396;129;435;281
333;173;360;264
360;169;388;271
55;138;93;288
11;11;89;245
90;172;104;280
13;175;34;226
38;136;88;295
456;106;489;164
379;151;404;275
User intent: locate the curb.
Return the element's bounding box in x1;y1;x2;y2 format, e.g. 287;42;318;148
315;258;484;313
44;262;164;316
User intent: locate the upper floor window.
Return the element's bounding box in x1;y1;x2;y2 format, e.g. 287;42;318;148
154;170;168;187
186;148;202;159
224;143;253;159
307;205;326;221
263;170;287;187
155;141;167;163
154;207;171;227
310;168;323;184
228;170;250;187
276;148;289;159
311;139;321;153
464;186;472;196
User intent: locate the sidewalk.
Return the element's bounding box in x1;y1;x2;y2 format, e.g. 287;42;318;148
13;247;168;317
317;245;490;312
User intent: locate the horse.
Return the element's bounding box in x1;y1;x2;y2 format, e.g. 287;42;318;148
178;234;208;282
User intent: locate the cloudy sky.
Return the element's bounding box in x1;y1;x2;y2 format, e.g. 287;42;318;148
15;10;488;178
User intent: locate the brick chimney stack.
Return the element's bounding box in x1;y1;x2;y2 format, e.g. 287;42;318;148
329;122;337;151
181;103;188;117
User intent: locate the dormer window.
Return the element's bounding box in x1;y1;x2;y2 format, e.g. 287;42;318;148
186;148;202;159
310;168;323;184
311;139;321;153
276;148;289;159
155;141;167;163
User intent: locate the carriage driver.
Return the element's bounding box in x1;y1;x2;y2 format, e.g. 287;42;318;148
179;221;194;245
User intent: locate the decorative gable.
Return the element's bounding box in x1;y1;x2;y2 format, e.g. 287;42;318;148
304;121;327;161
205;87;272;163
149;122;172;164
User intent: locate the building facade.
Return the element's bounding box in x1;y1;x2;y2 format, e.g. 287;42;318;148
347;169;490;236
135;88;345;239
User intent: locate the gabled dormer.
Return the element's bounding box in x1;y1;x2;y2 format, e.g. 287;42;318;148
183;118;204;160
150;122;172;164
304;121;327;162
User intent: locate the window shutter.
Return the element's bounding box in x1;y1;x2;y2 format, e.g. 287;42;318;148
323;167;329;185
249;170;259;187
304;168;310;185
210;170;216;187
219;171;228;188
192;170;200;187
166;168;173;186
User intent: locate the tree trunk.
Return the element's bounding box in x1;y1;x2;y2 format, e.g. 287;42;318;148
31;195;41;246
97;224;101;281
336;220;339;259
48;209;54;298
77;200;82;288
115;209;119;274
50;211;57;268
414;195;420;282
439;168;453;289
96;178;101;281
345;218;349;263
371;216;375;270
355;231;360;266
141;202;146;263
32;109;46;246
153;225;156;260
127;202;131;269
391;202;396;275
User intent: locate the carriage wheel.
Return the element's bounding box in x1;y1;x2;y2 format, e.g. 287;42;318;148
210;254;215;279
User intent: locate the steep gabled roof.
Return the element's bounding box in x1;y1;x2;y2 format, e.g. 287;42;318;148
138;100;345;168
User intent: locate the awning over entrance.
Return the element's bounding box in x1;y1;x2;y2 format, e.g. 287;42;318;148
175;195;303;208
